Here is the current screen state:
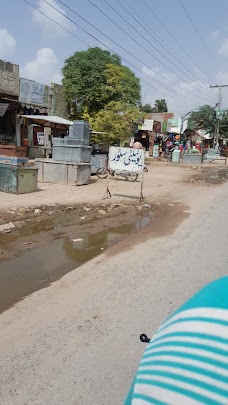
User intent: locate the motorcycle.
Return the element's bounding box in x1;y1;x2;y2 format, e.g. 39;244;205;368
97;167;138;182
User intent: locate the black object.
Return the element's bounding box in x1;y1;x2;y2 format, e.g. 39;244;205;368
140;334;151;343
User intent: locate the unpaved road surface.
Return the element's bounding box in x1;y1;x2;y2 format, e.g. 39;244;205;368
0;166;228;404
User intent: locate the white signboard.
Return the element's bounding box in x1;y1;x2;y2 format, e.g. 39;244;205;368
19;78;49;107
109;147;144;173
141;119;153;131
37;132;44;145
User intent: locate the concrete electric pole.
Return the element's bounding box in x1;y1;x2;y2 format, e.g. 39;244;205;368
209;84;228;146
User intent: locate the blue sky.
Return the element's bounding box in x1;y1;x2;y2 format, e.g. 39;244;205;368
1;0;228;114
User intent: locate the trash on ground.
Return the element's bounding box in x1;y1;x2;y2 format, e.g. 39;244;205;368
0;222;15;233
142;204;151;209
99;210;106;215
34;209;42;215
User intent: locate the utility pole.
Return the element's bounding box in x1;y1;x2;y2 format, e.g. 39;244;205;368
209;84;228;107
209;84;228;147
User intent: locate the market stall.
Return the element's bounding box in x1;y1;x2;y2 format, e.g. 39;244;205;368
34;120;91;186
19;115;73;158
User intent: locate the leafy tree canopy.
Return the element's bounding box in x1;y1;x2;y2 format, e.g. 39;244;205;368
62;47;140;117
104;64;141;106
91;101;140;144
189;105;216;134
141;99;168;114
140;103;154;113
153;99;168;113
189;104;228;139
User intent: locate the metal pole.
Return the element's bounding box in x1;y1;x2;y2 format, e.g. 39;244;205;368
210;84;228;107
139;151;145;202
216;120;220;148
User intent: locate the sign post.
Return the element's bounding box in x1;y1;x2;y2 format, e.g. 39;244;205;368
139;159;145;202
103;169;112;199
104;147;145;200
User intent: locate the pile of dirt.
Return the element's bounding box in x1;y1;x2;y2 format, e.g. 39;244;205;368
188;166;228;185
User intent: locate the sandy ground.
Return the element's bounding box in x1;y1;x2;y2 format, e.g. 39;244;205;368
0;162;228;404
0;162;197;212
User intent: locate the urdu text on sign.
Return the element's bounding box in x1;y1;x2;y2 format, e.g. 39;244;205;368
109;147;145;173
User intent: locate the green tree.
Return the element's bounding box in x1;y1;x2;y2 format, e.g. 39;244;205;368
91;101;140;144
104;64;140;106
140;103;154;113
140;99;168;114
189;105;216;134
62;47;140;117
189;104;228;141
220;110;228;138
62;47;121;116
153;99;168;113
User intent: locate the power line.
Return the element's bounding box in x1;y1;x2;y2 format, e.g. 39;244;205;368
23;0;200;108
178;0;221;71
144;0;217;94
90;0;214;101
112;0;215;100
24;0;90;47
54;0;210;104
23;0;186;107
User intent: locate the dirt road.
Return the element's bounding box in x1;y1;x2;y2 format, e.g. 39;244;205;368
0;164;228;404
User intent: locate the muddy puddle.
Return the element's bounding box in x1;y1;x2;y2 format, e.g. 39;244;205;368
0;207;154;313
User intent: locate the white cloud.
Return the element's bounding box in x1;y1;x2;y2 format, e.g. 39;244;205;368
218;38;228;58
32;0;70;38
0;28;16;60
21;48;62;85
211;30;220;41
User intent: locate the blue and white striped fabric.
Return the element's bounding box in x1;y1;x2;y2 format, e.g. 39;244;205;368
125;277;228;404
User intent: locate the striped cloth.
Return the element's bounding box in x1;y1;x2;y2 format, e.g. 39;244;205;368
124;277;228;404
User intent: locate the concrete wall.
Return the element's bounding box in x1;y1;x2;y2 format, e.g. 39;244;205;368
145;112;174;133
36;159;91;185
0;60;19;97
49;83;68;119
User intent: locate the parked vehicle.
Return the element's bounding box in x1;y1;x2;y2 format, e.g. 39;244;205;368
96;167;138;182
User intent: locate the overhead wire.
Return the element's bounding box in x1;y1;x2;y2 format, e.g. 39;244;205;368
144;0;217;91
24;0;89;47
178;0;222;72
54;0;211;104
22;0;184;105
112;0;215;100
88;0;214;102
23;0;201;108
50;1;201;107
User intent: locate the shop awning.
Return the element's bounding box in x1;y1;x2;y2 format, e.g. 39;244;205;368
90;131;108;134
19;115;73;129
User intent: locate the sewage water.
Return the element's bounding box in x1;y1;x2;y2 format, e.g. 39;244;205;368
0;213;153;313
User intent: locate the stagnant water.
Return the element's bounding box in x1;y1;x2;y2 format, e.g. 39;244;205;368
0;213;153;313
